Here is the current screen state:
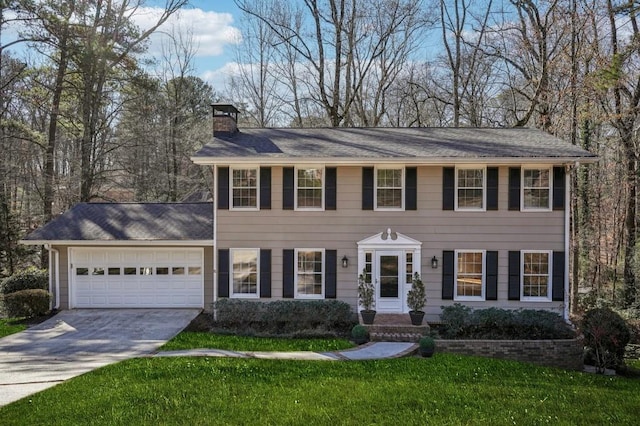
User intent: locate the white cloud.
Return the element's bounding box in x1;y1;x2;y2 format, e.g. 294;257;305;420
132;6;242;58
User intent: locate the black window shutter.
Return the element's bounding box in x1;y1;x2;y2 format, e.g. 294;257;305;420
218;167;229;210
405;167;417;211
486;251;498;300
508;251;520;300
442;250;455;300
283;249;294;298
552;251;565;301
325;167;337;210
260;249;271;298
283;167;294;210
325;250;337;299
218;249;230;298
260;167;271;210
487;167;499;211
508;167;521;211
362;167;374;210
442;167;455;211
553;167;565;210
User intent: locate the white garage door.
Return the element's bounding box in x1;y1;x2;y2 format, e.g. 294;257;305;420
71;248;204;308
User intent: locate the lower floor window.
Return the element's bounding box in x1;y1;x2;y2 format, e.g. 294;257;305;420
522;251;550;299
455;251;484;300
296;249;324;298
232;249;258;297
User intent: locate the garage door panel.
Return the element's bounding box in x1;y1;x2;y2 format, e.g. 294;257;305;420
72;248;204;308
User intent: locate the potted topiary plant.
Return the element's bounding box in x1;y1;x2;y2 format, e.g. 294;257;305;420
418;336;435;357
407;272;426;325
351;324;370;345
358;269;376;324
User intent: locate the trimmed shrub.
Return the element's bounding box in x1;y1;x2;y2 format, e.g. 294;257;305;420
3;289;51;318
581;307;631;372
1;267;48;295
439;304;575;340
214;299;355;336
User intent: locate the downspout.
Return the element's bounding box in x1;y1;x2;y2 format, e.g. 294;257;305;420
563;163;572;322
212;164;218;319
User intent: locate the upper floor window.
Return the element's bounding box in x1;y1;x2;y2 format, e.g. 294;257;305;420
296;249;324;298
376;168;403;209
455;250;485;300
456;167;485;210
522;168;551;210
231;168;258;209
296;168;324;209
231;249;259;298
521;251;551;301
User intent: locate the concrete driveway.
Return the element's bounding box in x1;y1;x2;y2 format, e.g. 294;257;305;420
0;309;200;407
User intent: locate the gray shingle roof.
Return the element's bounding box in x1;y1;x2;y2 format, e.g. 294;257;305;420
22;203;213;242
193;127;596;161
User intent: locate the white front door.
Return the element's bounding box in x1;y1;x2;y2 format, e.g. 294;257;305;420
375;251;403;312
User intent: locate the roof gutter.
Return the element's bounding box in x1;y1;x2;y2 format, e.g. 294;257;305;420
20;240;214;246
190;156;599;167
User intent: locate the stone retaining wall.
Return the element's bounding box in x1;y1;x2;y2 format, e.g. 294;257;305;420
435;338;584;371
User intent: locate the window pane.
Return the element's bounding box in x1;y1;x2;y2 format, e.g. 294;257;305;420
76;268;88;276
232;169;258;208
456;252;483;297
172;267;184;275
376;169;402;208
297;169;323;208
523;252;550;298
233;249;258;295
188;266;202;275
124;267;137;275
108;267;120;275
156;267;169;275
297;250;323;295
523;169;550;209
92;267;104;276
140;267;153;276
457;168;484;209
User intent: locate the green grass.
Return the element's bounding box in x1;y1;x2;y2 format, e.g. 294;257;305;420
1;354;639;425
0;318;26;338
160;331;354;352
628;358;640;369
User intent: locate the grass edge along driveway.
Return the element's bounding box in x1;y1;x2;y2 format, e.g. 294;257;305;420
0;353;638;425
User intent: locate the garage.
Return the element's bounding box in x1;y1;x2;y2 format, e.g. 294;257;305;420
71;248;204;308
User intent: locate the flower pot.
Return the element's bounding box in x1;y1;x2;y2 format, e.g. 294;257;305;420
352;336;369;345
419;347;435;358
360;310;376;325
409;310;425;326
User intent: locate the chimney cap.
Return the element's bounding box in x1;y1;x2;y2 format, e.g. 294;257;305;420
212;104;239;115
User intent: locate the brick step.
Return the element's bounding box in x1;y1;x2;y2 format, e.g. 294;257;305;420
369;331;424;342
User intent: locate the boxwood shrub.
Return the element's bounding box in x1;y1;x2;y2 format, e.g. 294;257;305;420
3;289;51;318
1;267;48;295
214;299;355;336
438;304;575;340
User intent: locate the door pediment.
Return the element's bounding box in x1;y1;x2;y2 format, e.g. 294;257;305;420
357;228;422;249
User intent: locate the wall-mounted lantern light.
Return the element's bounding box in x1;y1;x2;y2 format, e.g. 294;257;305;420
342;255;349;268
431;256;438;269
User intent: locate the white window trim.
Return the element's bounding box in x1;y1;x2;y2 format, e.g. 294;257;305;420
230;248;260;299
294;166;325;211
374;166;405;211
520;250;552;302
294;248;325;299
230;167;260;211
455;165;486;211
454;249;486;301
521;166;552;211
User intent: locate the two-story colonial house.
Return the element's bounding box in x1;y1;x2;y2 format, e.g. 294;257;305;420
23;105;596;322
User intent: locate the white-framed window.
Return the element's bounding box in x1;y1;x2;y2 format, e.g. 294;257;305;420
522;167;552;210
231;168;258;209
296;167;324;210
405;252;414;284
456;166;485;211
375;167;403;210
521;250;551;301
295;249;324;298
455;250;485;300
231;248;259;298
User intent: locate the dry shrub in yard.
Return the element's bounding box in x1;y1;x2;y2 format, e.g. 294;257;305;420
581;307;631;373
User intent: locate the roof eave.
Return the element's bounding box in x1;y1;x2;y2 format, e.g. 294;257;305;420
20;240;214;246
191;156;598;166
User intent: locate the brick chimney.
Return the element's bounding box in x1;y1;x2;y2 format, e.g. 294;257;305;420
212;104;239;137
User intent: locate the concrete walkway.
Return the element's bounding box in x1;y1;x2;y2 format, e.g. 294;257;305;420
156;341;417;361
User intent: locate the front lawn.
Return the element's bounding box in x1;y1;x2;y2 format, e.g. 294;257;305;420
0;318;26;338
160;331;354;352
1;354;638;425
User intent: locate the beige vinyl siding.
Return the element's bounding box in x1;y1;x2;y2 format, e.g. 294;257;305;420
216;166;566;321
